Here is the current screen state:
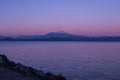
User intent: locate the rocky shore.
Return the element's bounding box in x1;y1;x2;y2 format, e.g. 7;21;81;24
0;54;67;80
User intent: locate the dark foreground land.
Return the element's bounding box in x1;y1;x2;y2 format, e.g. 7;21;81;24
0;54;66;80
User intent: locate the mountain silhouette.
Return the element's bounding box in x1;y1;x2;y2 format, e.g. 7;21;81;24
0;32;120;41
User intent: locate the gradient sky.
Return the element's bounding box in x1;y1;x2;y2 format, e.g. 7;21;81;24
0;0;120;36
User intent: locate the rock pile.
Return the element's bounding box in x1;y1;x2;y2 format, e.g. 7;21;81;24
0;54;66;80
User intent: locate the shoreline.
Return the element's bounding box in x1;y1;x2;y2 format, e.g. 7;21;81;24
0;54;66;80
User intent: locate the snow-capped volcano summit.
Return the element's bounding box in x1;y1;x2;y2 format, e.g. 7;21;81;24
46;31;73;38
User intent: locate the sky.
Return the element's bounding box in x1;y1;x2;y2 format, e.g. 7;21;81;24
0;0;120;36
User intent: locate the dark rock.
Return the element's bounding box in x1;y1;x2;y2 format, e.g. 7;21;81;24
56;74;66;80
0;54;9;67
0;54;8;63
44;72;56;80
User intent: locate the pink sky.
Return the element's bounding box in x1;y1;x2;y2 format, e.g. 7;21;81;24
0;0;120;36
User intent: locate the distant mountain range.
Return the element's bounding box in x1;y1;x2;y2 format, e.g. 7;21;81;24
0;32;120;41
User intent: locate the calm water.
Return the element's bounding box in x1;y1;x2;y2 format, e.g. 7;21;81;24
0;41;120;80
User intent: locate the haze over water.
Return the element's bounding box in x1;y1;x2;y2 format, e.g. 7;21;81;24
0;41;120;80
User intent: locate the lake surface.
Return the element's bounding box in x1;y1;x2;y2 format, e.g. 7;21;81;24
0;41;120;80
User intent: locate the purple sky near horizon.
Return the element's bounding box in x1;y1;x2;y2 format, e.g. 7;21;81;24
0;0;120;36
